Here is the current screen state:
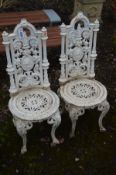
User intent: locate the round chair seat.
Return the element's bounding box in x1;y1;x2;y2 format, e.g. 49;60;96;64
9;88;59;121
60;79;107;108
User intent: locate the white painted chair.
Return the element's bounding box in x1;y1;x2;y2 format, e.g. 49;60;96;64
2;19;61;154
59;12;110;138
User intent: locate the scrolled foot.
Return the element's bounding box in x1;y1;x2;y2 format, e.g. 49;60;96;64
100;126;106;132
69;131;75;138
50;138;60;147
21;145;27;154
98;100;110;132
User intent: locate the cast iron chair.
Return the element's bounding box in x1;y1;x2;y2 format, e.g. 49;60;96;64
2;19;61;154
59;12;110;138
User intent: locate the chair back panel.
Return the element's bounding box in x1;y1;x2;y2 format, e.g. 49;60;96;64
67;13;92;78
59;12;99;83
3;19;50;94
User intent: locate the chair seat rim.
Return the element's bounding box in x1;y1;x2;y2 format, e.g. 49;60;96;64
9;88;59;121
60;78;107;108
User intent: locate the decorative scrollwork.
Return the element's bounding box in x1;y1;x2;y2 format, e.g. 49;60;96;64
67;25;90;77
82;29;90;39
66;103;85;120
98;100;110;112
71;83;96;99
21;93;48;112
59;12;100;83
7;19;44;89
14;44;41;87
18;71;41;87
16;90;54;116
47;110;61;126
13;117;33;134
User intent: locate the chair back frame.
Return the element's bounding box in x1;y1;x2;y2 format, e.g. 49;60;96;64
59;12;99;84
2;19;50;94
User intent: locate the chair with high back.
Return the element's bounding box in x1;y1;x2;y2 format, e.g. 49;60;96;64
2;19;61;154
59;12;110;138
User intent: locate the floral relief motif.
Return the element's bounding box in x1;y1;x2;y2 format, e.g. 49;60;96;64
12;25;41;88
71;83;96;98
67;24;90;77
20;93;48;112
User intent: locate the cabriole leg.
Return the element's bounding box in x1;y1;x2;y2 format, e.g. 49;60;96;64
66;104;85;138
70;117;78;138
98;100;110;132
13;117;33;154
47;110;61;145
57;88;65;114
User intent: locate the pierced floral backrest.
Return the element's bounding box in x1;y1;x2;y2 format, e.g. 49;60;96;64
2;19;50;94
59;12;99;84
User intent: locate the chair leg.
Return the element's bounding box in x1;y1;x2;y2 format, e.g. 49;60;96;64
13;117;33;154
70;117;78;138
98;100;110;132
66;104;85;138
47;110;61;145
57;88;65;114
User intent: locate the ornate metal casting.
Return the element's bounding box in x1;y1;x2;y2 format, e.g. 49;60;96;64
2;19;61;154
2;19;50;94
59;12;110;137
59;12;99;84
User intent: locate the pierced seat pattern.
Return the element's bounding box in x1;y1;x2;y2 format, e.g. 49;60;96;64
60;79;107;107
9;88;59;121
59;12;110;138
